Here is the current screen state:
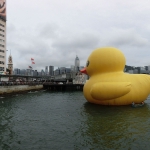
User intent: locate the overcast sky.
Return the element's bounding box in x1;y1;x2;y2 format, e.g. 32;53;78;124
6;0;150;71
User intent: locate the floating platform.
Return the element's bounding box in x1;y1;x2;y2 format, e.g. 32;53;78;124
43;84;84;91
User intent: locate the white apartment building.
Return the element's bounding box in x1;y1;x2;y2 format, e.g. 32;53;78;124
0;1;6;72
0;20;6;72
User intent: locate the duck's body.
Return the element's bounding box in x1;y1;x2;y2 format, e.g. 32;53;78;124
84;72;150;105
81;47;150;105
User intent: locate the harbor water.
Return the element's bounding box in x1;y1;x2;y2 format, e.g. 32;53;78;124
0;90;150;150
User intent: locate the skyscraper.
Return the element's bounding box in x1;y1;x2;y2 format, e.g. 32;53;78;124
49;66;54;76
75;55;80;72
70;65;75;71
45;66;48;75
0;0;6;72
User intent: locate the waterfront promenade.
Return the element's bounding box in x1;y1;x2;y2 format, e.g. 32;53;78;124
0;81;43;95
0;81;84;95
0;73;86;95
0;86;43;95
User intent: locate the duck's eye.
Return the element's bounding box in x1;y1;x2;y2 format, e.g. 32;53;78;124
86;61;90;67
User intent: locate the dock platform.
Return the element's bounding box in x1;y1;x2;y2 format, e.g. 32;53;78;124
43;83;84;91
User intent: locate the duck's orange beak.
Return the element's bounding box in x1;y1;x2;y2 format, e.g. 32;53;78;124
80;68;87;74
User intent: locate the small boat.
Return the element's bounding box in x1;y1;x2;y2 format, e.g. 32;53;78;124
131;103;144;108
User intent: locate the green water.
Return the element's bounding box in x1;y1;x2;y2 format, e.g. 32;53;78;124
0;90;150;150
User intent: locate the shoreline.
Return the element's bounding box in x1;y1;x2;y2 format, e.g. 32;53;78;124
0;88;44;97
0;85;43;97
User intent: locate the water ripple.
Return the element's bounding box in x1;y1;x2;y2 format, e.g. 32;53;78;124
0;92;150;149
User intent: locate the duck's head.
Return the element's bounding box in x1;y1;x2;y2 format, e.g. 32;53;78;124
80;47;126;76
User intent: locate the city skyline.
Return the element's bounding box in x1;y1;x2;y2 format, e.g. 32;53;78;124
13;56;150;76
6;0;150;71
13;55;84;76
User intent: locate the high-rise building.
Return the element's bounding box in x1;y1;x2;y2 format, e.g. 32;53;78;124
45;66;48;75
49;66;54;76
54;68;60;75
14;68;20;75
65;68;71;73
70;65;75;72
75;55;80;72
59;67;66;74
33;70;38;76
20;69;26;75
0;1;6;72
41;69;45;76
26;69;32;76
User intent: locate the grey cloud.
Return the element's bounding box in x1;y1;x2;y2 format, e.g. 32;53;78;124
38;23;60;39
6;0;150;71
52;33;99;50
102;28;149;48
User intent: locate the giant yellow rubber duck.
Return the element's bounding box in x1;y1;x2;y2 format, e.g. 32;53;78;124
80;47;150;105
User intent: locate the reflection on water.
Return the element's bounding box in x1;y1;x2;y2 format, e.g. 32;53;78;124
83;102;150;150
0;91;150;150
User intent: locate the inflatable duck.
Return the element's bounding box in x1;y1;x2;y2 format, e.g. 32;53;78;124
80;47;150;105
